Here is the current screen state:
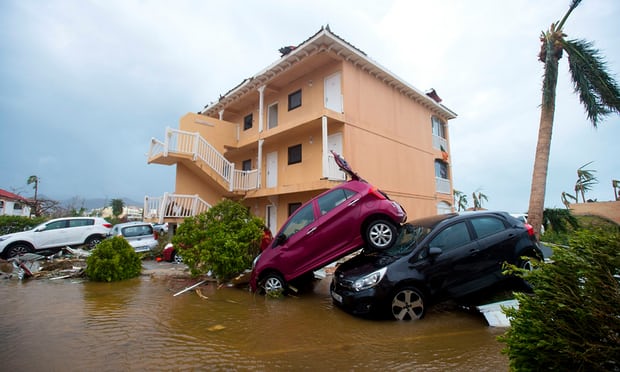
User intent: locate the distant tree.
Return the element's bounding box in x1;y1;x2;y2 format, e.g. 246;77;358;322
453;189;468;212
574;161;598;202
27;175;40;216
560;191;578;209
528;0;620;238
471;190;488;210
110;198;125;218
65;197;86;217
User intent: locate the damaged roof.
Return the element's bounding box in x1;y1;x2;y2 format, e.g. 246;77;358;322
201;25;457;120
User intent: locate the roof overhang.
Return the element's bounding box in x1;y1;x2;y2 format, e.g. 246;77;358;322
201;26;457;120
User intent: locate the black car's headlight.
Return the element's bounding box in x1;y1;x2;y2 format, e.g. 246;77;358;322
352;267;387;291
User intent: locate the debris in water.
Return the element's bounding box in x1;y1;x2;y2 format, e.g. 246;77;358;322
173;279;207;297
207;325;225;332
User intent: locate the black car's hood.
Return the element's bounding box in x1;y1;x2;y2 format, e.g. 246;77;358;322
336;251;399;278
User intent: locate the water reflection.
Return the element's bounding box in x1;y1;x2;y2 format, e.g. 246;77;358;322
0;275;508;371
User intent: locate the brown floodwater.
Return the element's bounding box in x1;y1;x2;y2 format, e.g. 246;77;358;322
0;271;509;371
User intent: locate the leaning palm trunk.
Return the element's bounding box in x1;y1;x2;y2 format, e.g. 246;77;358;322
528;30;561;238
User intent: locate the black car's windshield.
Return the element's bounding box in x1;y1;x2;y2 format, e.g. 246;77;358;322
384;223;431;256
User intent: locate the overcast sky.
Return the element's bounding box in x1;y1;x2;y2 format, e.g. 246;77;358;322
1;0;618;213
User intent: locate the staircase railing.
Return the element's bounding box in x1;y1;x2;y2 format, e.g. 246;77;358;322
149;128;259;192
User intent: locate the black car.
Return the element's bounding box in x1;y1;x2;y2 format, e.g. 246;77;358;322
330;211;542;320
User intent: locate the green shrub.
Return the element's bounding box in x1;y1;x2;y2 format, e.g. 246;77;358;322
172;199;264;281
500;227;620;371
0;215;46;234
85;236;142;282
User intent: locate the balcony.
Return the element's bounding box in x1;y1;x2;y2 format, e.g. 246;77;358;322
143;193;211;224
148;128;259;192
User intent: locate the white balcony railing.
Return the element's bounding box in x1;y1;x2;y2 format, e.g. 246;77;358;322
148;128;259;192
436;177;451;194
432;135;448;151
144;193;211;223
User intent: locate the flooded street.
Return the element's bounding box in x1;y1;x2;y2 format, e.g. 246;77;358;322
0;267;509;371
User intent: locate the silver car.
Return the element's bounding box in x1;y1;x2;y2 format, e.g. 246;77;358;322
109;222;158;253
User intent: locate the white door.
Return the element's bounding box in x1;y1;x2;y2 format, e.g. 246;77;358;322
266;151;277;188
266;205;277;234
327;133;345;180
324;72;342;113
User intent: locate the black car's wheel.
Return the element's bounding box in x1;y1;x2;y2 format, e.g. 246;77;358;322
172;251;183;264
390;287;426;320
365;219;397;250
261;273;287;296
5;243;33;258
85;235;103;249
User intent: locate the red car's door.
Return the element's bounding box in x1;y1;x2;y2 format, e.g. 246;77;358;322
310;187;362;265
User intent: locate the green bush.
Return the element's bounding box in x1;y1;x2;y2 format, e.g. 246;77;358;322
85;236;142;282
0;215;46;234
172;199;264;281
500;228;620;371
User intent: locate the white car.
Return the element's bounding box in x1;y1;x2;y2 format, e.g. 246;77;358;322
0;217;112;258
109;222;159;253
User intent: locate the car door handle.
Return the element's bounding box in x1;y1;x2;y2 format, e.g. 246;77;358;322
469;248;480;255
306;227;317;235
348;198;360;206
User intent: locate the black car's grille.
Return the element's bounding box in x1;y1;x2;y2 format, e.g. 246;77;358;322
334;274;355;290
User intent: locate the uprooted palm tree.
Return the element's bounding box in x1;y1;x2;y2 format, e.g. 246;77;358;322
574;161;598;202
527;0;620;238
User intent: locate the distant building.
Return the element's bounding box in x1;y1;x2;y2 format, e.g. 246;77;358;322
0;189;32;217
91;205;143;221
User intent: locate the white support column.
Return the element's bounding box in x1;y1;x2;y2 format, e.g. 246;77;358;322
164;127;171;157
218;110;224;120
192;132;199;160
258;85;265;133
258;139;264;188
322;116;328;178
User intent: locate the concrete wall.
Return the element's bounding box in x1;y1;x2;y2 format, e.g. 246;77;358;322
570;201;620;225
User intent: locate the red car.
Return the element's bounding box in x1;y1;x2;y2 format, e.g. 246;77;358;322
249;151;407;295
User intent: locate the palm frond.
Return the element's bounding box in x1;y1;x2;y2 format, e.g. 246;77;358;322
562;38;620;126
557;0;582;30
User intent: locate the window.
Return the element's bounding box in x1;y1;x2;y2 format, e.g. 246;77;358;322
288;202;302;216
244;113;253;130
281;203;315;238
288;89;302;111
471;217;506;239
69;219;94;227
268;103;278;129
242;159;252;171
429;222;471;253
13;203;22;210
288;144;302;165
317;188;356;216
435;160;448;179
432;116;446;138
44;220;68;231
